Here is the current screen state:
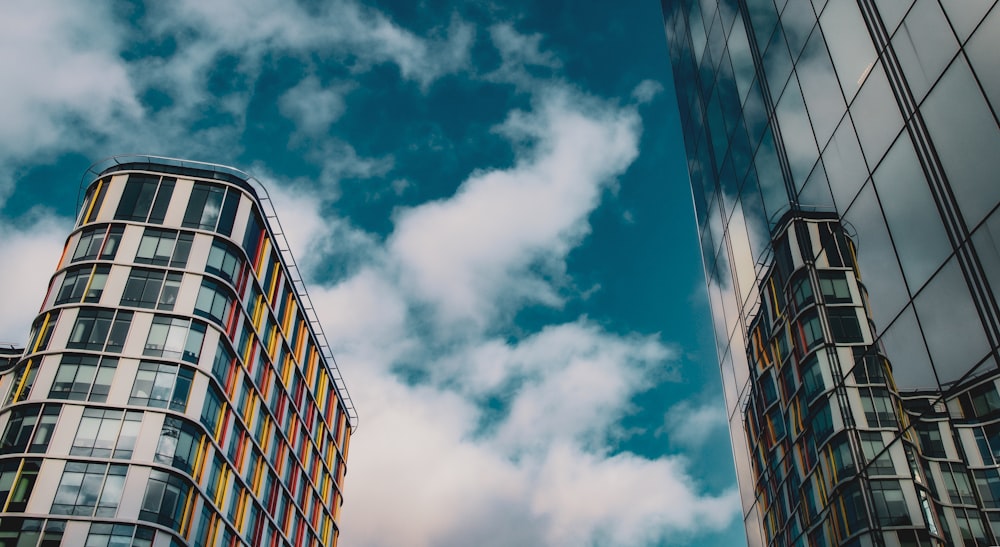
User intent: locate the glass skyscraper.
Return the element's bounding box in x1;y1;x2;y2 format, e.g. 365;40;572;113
0;157;356;546
661;1;1000;545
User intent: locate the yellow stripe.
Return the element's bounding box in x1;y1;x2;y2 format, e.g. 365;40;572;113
83;179;104;223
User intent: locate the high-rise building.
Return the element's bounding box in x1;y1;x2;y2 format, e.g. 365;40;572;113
0;156;357;546
661;1;1000;545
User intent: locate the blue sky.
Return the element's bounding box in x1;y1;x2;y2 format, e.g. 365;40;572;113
0;1;745;545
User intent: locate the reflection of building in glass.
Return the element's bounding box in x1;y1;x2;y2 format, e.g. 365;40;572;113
661;1;1000;545
0;157;357;546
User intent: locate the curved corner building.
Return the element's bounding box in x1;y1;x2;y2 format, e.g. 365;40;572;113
661;1;1000;546
0;157;357;546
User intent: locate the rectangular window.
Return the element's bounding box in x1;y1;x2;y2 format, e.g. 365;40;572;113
862;387;898;428
819;270;853;303
121;269;183;311
206;239;242;284
139;469;190;530
143;316;206;364
85;524;155;547
859;431;895;476
49;354;118;402
200;385;225;433
975;469;1000;509
5;360;39;405
71;225;124;263
50;462;128;517
0;459;41;512
852;348;886;384
67;309;133;353
0;404;60;454
134;229;193;267
55;265;110;305
114;175;176;223
871;480;911;526
71;408;142;459
155;417;203;475
194;279;233;326
828;307;864;343
79;178;109;225
25;312;58;354
129;362;194;411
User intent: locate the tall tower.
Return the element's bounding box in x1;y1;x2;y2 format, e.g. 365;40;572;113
661;1;1000;545
0;157;357;546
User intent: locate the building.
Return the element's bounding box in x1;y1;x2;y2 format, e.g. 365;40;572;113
0;156;357;546
661;1;1000;545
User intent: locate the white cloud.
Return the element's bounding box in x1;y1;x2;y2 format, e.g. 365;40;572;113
632;79;664;104
259;78;738;546
662;399;729;449
0;0;140;160
389;86;640;328
0;209;72;344
279;76;353;136
487;23;562;86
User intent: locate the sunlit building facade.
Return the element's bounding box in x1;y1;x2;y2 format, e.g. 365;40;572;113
0;157;357;546
661;1;1000;545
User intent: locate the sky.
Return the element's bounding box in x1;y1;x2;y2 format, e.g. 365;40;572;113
0;1;746;546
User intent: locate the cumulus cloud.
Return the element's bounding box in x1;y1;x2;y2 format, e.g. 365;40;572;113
0;209;72;343
260;78;738;546
389;86;640;328
0;0;140;160
662;399;729;449
0;1;739;543
279;76;353;137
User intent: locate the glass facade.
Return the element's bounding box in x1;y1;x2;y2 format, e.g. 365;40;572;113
0;157;357;546
662;1;1000;545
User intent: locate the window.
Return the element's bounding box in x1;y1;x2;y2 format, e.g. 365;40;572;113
183;183;240;235
0;404;60;454
828;308;864;343
194;279;232;326
5;360;39;405
975;469;1000;509
828;434;855;481
812;399;835;441
84;523;155;547
49;355;117;401
943;463;976;505
0;459;41;512
205;239;242;284
67;309;132;353
50;462;127;517
819;271;852;303
55;265;110;305
0;517;64;546
852;348;886;384
71;225;124;263
965;382;1000;417
790;273;813;310
211;339;235;388
861;387;897;428
200;385;225;433
71;408;142;459
79;178;109;225
139;470;189;530
129;362;194;411
859;431;895;475
25;312;58;354
155;417;203;475
799;310;824;351
919;422;947;458
143;317;206;363
120;268;182;310
800;355;825;402
871;480;910;526
114;175;175;223
134;229;193;267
